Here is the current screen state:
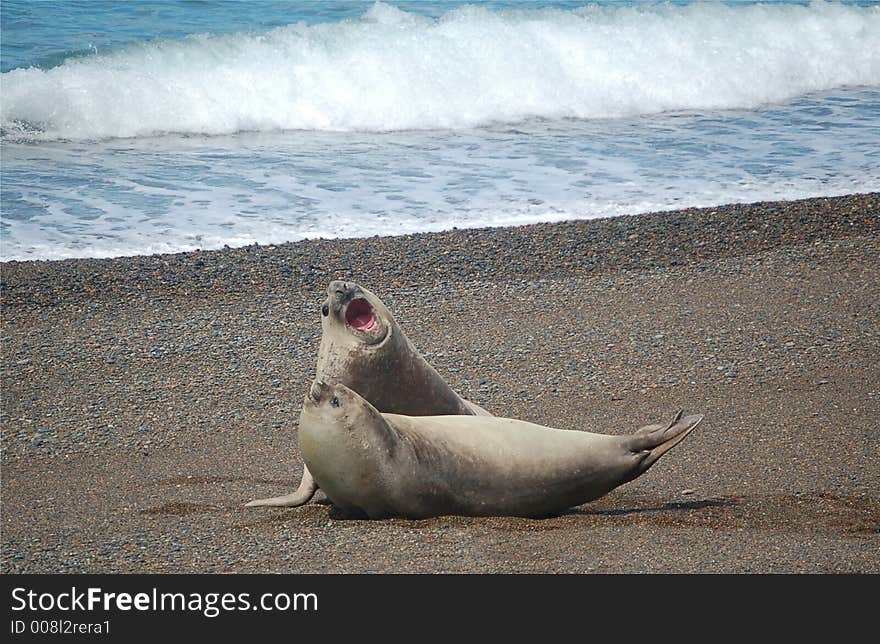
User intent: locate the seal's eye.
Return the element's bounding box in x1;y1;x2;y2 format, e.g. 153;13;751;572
321;303;329;317
330;396;340;408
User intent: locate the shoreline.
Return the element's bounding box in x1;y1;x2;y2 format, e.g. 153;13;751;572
2;193;878;573
3;193;878;307
2;190;877;267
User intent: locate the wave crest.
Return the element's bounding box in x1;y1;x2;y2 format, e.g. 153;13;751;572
2;1;879;140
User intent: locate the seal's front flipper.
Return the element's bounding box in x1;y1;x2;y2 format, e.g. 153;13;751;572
313;489;331;505
245;467;318;508
627;410;703;474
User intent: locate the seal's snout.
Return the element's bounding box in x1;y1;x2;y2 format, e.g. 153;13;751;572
309;379;329;402
328;280;355;303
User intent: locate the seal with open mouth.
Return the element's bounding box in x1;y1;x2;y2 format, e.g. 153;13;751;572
294;381;702;519
315;280;490;417
246;280;491;508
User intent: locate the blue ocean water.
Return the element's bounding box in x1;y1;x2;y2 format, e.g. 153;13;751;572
1;1;879;261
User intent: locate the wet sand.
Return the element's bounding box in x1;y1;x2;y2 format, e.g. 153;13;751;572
2;193;878;573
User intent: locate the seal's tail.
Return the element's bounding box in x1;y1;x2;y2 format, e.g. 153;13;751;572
626;410;703;475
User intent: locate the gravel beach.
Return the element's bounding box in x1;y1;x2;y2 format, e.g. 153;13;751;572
2;193;878;574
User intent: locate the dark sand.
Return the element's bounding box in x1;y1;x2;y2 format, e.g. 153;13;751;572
2;193;878;573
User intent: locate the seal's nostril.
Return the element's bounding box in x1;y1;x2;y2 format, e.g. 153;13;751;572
309;380;325;401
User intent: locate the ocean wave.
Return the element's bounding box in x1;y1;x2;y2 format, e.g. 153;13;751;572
2;1;879;140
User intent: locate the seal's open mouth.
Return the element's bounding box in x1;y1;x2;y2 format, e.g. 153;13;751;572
345;298;377;332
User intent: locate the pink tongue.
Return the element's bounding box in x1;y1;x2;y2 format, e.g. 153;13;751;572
350;311;375;331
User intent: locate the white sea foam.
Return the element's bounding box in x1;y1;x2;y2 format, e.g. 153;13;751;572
2;1;879;140
2;181;873;262
2;105;877;262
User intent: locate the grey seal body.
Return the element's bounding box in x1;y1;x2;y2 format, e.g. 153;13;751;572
246;280;489;508
314;280;489;418
300;381;703;519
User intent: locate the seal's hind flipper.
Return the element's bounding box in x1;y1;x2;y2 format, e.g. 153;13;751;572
627;410;703;474
245;467;318;508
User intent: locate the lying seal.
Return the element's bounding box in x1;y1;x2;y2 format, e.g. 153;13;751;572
246;280;490;508
297;380;703;519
